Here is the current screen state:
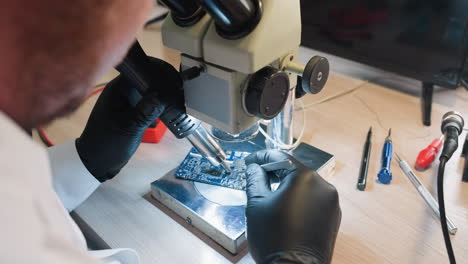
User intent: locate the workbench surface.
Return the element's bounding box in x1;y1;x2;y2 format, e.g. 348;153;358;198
39;23;468;264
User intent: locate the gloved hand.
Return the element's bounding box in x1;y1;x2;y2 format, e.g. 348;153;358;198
245;150;342;264
76;58;182;182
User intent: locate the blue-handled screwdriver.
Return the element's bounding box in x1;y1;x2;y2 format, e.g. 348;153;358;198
378;129;393;184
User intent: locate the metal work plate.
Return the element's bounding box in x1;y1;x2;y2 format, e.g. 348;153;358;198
151;133;335;254
151;171;247;255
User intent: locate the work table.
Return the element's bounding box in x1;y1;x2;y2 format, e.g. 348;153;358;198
39;23;468;264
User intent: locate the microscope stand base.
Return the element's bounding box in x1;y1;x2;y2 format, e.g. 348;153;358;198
150;138;335;255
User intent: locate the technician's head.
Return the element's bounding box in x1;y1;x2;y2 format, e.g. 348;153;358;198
0;0;153;130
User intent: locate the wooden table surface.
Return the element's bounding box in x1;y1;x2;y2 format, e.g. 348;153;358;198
39;23;468;264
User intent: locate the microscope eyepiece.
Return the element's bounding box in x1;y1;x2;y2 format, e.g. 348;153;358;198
160;0;206;27
198;0;263;39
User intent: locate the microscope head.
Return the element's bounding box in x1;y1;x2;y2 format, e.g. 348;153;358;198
161;0;328;136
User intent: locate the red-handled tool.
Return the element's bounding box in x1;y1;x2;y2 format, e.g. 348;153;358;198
142;119;167;144
415;135;444;170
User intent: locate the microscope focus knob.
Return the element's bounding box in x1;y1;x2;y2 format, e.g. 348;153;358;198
245;67;290;120
300;56;330;95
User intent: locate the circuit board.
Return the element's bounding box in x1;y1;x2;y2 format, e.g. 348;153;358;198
175;148;250;191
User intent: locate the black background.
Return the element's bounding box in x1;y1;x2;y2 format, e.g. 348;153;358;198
301;0;468;87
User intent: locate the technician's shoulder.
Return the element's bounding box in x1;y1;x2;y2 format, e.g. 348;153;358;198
0;113;102;264
0;113;50;185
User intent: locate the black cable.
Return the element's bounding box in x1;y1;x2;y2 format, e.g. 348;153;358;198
437;157;456;264
145;12;169;27
93;82;110;89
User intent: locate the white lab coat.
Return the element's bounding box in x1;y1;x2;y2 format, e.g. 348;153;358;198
0;112;139;264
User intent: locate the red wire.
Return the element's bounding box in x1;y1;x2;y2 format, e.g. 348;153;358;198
89;86;105;98
38;127;54;147
38;86;106;147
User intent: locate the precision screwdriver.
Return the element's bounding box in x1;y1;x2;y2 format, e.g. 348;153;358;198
378;129;393;184
357;127;372;191
395;153;457;235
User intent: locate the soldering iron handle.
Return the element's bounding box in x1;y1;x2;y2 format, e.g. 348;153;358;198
116;41;153;95
116;41;201;139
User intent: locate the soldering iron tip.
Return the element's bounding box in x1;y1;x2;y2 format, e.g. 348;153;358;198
221;161;232;174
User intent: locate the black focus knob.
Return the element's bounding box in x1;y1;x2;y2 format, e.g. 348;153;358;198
245;67;290;120
300;56;329;95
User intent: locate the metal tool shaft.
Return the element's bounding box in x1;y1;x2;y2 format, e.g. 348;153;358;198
261;159;294;172
261;159;295;191
267;84;295;150
395;153;457;235
186;125;231;173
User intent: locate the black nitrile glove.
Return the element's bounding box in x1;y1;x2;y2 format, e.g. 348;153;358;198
76;58;182;182
245;150;342;264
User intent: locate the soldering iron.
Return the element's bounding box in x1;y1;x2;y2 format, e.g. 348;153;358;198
116;41;231;173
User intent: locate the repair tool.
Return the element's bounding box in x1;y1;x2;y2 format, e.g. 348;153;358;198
261;159;295;172
462;134;468;182
260;159;296;191
357;127;372;191
378;129;393;184
395;153;457;235
415;135;444;170
116;41;231;173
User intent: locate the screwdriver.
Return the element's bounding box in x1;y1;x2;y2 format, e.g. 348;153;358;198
415;135;444;170
462;134;468;182
378;129;393;184
357;127;372;191
395;153;457;235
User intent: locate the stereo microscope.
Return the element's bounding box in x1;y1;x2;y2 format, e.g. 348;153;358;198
120;0;336;255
